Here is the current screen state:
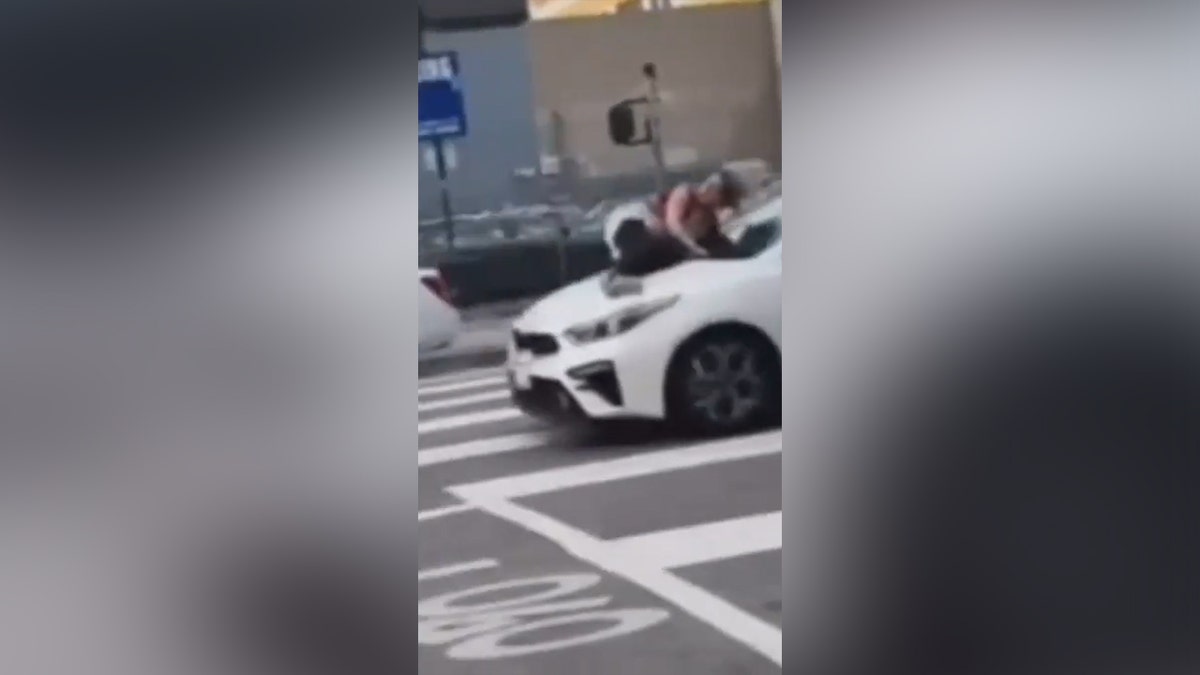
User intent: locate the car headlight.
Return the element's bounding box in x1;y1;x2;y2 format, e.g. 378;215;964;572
564;295;680;345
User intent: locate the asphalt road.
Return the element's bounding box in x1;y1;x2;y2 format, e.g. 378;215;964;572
418;366;783;674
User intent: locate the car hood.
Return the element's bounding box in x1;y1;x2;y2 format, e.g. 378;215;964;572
515;261;737;331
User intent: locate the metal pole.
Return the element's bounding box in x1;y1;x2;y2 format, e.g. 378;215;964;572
643;63;667;191
435;140;455;249
554;209;568;285
419;11;456;249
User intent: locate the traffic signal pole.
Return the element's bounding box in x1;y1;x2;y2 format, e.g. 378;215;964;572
643;62;667;192
418;11;456;249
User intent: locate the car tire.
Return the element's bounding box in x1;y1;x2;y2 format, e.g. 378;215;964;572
664;326;781;436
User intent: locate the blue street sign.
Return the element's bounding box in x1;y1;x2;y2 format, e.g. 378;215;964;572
418;51;467;140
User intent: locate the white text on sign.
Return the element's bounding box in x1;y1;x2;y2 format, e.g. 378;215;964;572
418;56;455;83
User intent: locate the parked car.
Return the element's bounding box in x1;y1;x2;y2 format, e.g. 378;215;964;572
419;268;460;354
505;197;782;435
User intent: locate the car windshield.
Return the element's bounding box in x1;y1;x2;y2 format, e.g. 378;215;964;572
730;217;781;258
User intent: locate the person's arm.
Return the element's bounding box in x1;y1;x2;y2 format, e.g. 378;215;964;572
662;186;709;256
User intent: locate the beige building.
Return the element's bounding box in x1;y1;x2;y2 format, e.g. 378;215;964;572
526;1;780;188
770;0;780;68
528;0;764;21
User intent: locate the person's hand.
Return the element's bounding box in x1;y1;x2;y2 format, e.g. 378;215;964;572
661;220;707;257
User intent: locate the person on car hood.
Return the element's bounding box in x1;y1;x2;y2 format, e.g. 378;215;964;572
658;169;746;257
604;169;749;275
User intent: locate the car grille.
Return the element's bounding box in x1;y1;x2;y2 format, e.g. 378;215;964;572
511;376;582;420
513;330;559;356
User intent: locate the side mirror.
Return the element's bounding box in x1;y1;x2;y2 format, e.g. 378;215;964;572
607;98;649;146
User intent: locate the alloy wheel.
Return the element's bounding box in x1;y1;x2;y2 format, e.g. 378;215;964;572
683;341;767;427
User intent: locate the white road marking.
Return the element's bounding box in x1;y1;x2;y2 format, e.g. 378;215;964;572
420;375;507;397
418;431;553;468
418;407;526;435
419;571;671;658
418;503;477;521
419;366;506;386
418;558;499;581
456;494;782;666
603;511;782;570
419;388;510;413
420;573;602;615
445;609;671;660
449;430;782;500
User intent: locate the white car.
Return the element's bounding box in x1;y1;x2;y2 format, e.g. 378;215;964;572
506;197;782;434
419;268;461;353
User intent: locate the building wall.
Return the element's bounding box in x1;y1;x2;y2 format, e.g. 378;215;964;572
770;0;780;69
419;25;541;218
527;3;781;179
528;0;764;21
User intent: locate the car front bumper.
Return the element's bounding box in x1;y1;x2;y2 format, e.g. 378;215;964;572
505;325;676;422
508;371;593;422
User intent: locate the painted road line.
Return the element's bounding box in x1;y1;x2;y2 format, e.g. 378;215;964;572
418;558;499;582
419;375;507;398
418;407;526;435
603;511;782;570
418;503;477;522
418;388;510;413
418;365;506;386
461;494;782;666
449;429;783;500
418;431;553;468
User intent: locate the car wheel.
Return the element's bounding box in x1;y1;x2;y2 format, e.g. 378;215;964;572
665;327;781;436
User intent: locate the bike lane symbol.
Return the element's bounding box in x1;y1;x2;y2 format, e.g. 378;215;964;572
418;560;670;660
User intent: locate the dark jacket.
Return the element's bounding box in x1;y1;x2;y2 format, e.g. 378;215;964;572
695;228;738;259
610;218;691;276
610;215;740;276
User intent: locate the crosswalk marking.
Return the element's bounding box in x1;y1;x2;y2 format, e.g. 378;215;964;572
448;429;782;500
603;511;782;570
418;406;526;435
418;365;506;387
418;430;554;467
418;388;510;413
419;375;507;397
418;503;477;521
418;558;499;581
